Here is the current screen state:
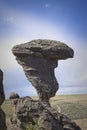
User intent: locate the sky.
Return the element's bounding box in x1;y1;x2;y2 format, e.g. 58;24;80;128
0;0;87;98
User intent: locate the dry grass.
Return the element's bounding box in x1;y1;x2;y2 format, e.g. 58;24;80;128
50;94;87;130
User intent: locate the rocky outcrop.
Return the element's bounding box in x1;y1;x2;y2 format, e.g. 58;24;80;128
9;94;81;130
12;39;74;102
11;39;81;130
0;69;5;105
9;92;20;99
0;69;7;130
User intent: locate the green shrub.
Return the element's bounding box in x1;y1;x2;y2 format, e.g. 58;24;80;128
26;122;36;130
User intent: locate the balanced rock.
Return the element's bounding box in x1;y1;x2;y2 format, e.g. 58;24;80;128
0;69;7;130
12;39;74;102
11;40;81;130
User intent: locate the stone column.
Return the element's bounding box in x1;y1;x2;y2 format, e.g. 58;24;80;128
0;69;7;130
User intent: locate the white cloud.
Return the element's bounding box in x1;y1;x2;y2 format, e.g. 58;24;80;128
5;83;37;98
0;9;71;71
57;86;87;95
19;86;37;97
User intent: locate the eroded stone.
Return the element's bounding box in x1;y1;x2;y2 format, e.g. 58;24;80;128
0;69;5;105
10;39;82;130
0;69;7;130
12;39;74;102
9;95;81;130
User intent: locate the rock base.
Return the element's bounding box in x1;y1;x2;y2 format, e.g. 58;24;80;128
9;96;81;130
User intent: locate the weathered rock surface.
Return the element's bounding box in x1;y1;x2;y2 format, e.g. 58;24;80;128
0;69;5;105
9;95;81;130
12;39;74;102
0;69;7;130
11;39;81;130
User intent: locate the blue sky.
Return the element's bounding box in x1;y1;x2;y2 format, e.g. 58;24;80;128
0;0;87;98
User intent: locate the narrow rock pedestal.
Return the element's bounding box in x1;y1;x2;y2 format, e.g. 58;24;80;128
11;39;81;130
12;39;74;102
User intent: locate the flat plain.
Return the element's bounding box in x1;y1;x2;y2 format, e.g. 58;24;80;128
2;94;87;130
50;94;87;130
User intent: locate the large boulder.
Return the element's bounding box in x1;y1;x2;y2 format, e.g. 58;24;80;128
12;39;74;102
